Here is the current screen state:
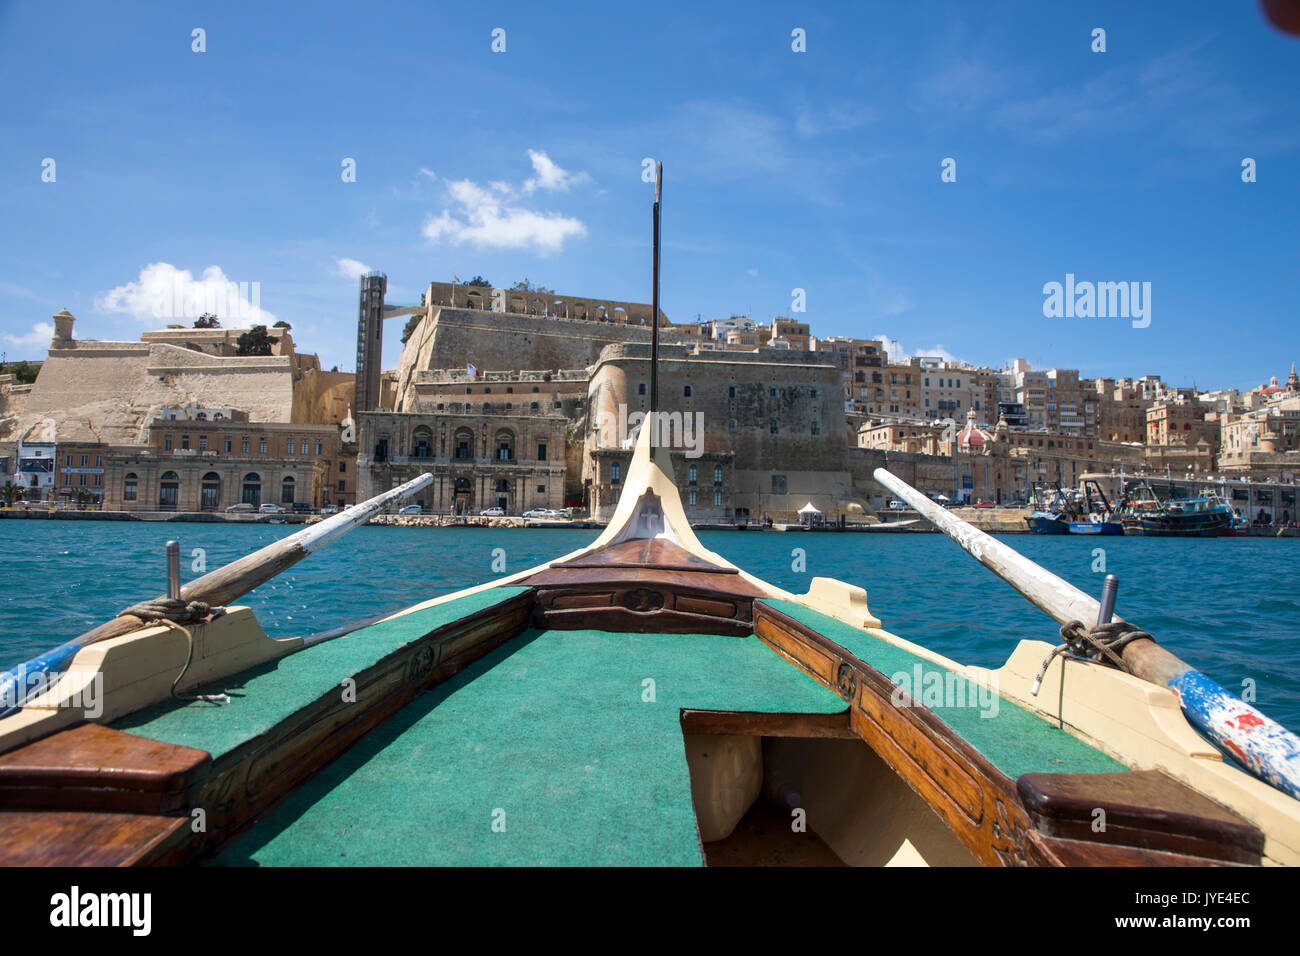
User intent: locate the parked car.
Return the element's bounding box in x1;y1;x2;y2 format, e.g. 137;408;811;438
225;502;254;514
973;500;996;508
887;499;908;510
479;506;505;516
319;504;339;515
258;503;286;514
398;504;423;515
292;502;314;514
522;508;549;518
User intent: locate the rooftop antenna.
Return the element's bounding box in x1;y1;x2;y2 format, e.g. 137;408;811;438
649;161;663;437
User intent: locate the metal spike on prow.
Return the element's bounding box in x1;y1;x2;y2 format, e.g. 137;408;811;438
649;160;662;442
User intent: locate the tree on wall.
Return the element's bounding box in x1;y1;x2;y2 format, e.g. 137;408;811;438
400;314;422;344
272;320;292;330
510;278;554;295
235;325;274;356
466;275;491;288
194;313;220;328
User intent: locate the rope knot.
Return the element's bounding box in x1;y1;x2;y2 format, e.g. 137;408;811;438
118;598;226;625
1032;620;1153;697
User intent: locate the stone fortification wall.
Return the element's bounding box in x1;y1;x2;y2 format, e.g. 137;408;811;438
7;340;297;443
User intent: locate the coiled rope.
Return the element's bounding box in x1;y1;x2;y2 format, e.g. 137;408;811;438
116;599;230;704
1031;620;1153;699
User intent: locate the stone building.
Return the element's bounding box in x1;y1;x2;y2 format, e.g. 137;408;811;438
355;410;568;515
102;415;342;512
583;343;860;521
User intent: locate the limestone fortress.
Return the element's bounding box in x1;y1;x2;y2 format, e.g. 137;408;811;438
3;275;1296;522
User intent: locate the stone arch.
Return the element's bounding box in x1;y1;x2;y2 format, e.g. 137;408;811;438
159;470;180;511
280;475;296;504
453;476;473;515
242;472;262;507
200;471;221;511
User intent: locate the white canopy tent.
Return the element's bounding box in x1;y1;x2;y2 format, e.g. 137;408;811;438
797;502;821;515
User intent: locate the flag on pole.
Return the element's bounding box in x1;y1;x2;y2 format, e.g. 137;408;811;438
467;362;478;378
453;275;461;284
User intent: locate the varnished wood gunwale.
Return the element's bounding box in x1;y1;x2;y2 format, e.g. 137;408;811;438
0;723;210;815
750;601;1265;867
0;588;535;866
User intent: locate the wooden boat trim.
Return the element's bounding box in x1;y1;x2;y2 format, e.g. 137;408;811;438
751;599;1264;866
679;708;855;739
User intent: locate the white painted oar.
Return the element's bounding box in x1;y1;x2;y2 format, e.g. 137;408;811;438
0;473;433;718
873;466;1300;800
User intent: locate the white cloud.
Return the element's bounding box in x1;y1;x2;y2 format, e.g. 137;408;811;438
2;322;53;349
335;257;373;280
418;168;437;181
96;263;276;326
523;150;591;193
873;335;964;366
746;268;759;277
422;153;588;256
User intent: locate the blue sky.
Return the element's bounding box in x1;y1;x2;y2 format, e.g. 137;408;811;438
2;0;1298;390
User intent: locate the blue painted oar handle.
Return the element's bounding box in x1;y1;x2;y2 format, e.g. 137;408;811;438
1168;669;1300;800
0;640;86;720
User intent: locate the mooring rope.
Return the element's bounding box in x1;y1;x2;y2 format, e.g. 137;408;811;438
115;599;230;704
1031;620;1152;698
117;597;224;625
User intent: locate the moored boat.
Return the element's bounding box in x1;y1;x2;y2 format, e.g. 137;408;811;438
0;167;1297;868
1119;479;1233;537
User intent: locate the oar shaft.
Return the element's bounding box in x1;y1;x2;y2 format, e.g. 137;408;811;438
0;473;432;718
872;467;1300;800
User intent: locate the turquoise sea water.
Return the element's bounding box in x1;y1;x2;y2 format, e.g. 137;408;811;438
2;521;1297;734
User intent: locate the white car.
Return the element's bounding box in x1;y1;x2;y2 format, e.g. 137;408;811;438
479;507;505;516
258;503;286;514
398;504;423;515
225;502;254;514
522;508;549;518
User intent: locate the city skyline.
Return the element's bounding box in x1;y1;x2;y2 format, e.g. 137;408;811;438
2;1;1299;391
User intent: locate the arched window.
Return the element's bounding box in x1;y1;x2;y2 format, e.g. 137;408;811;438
281;475;296;504
159;471;180;511
242;472;262;507
123;472;138;502
200;472;221;511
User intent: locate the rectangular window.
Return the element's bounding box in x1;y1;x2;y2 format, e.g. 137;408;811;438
728;386;736;398
638;383;647;395
301;440;309;454
242;437;250;454
811;421;820;435
714;467;723;486
728;419;736;433
65;455;72;467
94;475;102;487
316;441;323;455
684;385;692;397
287;439;295;455
338;480;346;493
95;456;102;468
181;435;190;450
537;484;545;493
259;439;267;454
537;443;547;461
198;437;208;452
164;438;172;451
714;491;722;507
688;490;697;505
770;421;778;435
339;460;346;473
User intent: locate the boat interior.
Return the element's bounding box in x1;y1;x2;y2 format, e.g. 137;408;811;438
0;429;1294;868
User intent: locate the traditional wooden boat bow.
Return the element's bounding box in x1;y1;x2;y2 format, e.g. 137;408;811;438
0;166;1297;868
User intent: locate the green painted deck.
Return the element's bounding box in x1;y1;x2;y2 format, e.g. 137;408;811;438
215;628;846;866
114;587;532;760
759;599;1129;778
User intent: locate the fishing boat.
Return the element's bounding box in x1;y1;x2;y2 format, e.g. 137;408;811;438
1068;479;1124;535
0;166;1298;868
1024;482;1075;534
1119;479;1234;537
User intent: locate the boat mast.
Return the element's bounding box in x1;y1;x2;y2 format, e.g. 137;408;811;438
649;161;662;443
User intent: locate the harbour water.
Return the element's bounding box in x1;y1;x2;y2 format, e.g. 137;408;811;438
3;522;1297;734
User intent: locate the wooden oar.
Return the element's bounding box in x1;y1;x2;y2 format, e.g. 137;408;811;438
0;473;433;718
873;466;1300;800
